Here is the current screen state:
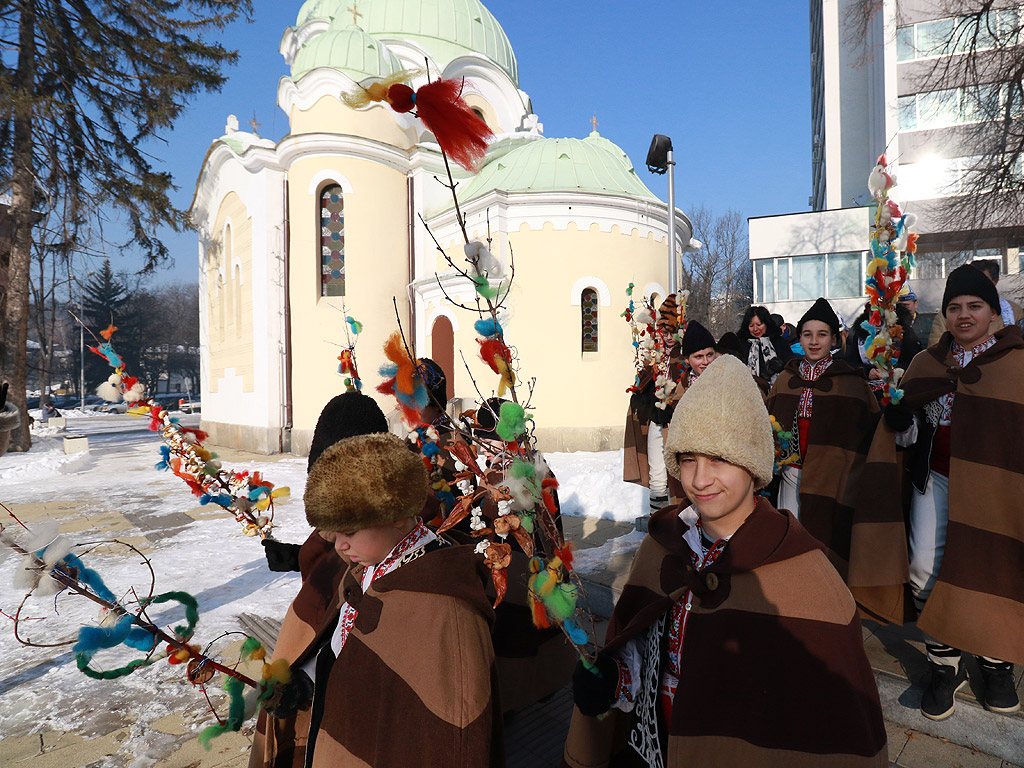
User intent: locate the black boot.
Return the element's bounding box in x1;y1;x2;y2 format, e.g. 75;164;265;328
979;663;1021;714
920;661;967;721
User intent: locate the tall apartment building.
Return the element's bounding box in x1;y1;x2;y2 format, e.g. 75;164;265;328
751;0;1024;329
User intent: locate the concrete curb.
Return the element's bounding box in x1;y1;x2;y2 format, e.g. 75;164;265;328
875;668;1024;763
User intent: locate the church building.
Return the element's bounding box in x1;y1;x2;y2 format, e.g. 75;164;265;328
191;0;695;454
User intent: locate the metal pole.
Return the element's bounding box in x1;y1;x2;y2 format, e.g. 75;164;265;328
79;280;85;410
666;149;677;293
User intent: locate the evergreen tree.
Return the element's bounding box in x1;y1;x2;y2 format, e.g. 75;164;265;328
0;0;251;449
81;259;138;389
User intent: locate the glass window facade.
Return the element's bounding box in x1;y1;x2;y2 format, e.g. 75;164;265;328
753;252;866;303
320;184;345;297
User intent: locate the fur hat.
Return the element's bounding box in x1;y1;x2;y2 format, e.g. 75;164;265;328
663;355;774;489
942;264;1000;314
680;321;716;357
797;297;840;336
305;432;429;532
307;391;388;472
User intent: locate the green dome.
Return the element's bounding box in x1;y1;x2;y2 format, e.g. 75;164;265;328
458;132;658;203
292;24;401;80
296;0;517;85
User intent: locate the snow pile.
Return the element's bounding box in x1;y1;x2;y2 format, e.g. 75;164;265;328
546;449;645;522
0;435;90;482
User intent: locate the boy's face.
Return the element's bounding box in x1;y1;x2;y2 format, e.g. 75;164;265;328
945;295;997;348
685;348;717;376
677;454;756;538
329;518;415;566
800;320;835;362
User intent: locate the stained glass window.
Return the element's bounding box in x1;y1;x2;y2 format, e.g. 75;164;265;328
582;288;598;353
320;184;345;297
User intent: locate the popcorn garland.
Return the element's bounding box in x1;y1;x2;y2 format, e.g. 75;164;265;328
87;326;289;539
863;154;918;406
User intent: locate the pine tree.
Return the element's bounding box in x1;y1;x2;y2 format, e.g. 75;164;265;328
0;0;251;449
81;259;137;389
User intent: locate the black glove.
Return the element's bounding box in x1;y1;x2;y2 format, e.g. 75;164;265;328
261;539;302;572
766;357;785;376
572;653;620;717
883;403;914;432
267;669;314;719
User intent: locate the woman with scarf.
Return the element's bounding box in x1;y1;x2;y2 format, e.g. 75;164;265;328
738;306;793;386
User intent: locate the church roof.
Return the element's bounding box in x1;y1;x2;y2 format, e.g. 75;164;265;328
292;23;402;79
457;132;658;204
295;0;517;85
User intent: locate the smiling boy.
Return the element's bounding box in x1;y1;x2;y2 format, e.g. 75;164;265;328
565;355;886;768
767;297;879;571
880;264;1024;720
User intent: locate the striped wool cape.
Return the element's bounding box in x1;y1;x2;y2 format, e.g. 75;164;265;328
305;543;504;767
767;357;880;570
854;326;1024;665
563;500;887;768
250;532;345;768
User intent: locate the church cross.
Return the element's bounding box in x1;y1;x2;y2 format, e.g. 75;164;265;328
248;112;261;135
590;115;599;132
348;3;363;25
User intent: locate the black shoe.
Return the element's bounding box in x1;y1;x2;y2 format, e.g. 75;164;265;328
979;665;1021;714
921;662;967;721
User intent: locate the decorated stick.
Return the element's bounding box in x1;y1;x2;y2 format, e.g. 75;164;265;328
0;515;290;748
863;154;918;405
79;323;289;539
345;73;597;660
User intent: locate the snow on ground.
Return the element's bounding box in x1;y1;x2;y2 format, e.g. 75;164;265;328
546;449;647;523
572;529;647;578
0;422;644;765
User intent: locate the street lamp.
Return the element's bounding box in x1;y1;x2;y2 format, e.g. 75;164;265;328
646;134;677;293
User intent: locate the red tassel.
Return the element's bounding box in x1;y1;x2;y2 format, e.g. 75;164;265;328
389;79;493;172
478;338;509;375
531;595;551;629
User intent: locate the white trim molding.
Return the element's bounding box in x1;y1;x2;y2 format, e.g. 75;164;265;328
570;276;611;306
308;170;355;195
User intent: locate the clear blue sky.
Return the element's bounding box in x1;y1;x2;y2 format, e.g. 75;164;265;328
131;0;813;284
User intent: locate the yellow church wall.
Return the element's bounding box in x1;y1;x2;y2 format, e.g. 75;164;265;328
430;222;669;451
287;154;411;449
289;95;413;147
207;192;255;394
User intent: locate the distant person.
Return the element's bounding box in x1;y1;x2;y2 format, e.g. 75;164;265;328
898;284;920;328
927;259;1023;345
737;305;793;384
41;402;61;423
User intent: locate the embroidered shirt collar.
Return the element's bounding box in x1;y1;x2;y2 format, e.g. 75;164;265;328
951;334;997;367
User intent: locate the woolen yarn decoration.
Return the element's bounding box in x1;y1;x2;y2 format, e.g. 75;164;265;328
942;264;1000;314
305;433;429;532
663;355;775;488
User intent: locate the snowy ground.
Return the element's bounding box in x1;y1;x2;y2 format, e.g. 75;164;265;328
0;418;645;765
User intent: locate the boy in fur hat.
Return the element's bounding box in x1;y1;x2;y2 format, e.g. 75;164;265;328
274;432;503;768
767;297;880;571
565;355;887;767
251;391;390;768
871;264;1023;720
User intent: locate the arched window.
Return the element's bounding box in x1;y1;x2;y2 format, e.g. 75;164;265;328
581;287;599;353
320;184;345;297
234;263;242;333
223;225;233;330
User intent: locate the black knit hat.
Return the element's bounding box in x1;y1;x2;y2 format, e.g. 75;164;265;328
473;397;506;440
307;391;388;472
681;321;716;357
942;264;1000;314
797;297;840;335
716;331;746;361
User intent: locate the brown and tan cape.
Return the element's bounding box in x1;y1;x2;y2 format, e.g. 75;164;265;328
767;357;880;572
851;326;1024;665
305;542;504;768
250;533;344;768
623;366;686;502
563;500;887;768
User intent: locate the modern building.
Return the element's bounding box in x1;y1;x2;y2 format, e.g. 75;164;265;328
751;0;1024;329
191;0;695;455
